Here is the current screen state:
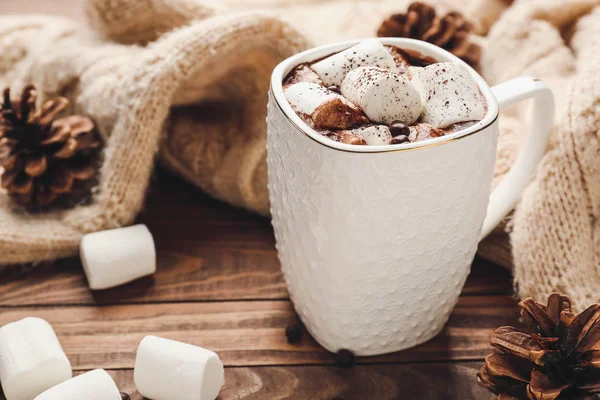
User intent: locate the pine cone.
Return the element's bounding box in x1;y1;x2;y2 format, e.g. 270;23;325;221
477;293;600;400
377;2;481;69
0;85;102;210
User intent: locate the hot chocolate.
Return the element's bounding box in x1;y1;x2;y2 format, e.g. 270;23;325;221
283;39;487;146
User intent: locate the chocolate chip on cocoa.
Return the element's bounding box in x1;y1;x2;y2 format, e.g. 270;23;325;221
285;324;304;344
335;349;356;368
389;121;410;137
391;134;409;144
327;85;341;94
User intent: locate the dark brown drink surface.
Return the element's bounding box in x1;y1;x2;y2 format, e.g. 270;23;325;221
283;45;484;146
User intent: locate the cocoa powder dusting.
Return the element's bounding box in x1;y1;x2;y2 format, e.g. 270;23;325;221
283;44;484;145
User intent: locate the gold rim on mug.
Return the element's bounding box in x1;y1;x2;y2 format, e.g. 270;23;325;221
270;86;500;154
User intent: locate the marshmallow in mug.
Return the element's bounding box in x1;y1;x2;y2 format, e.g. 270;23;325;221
341;66;423;125
134;336;224;400
312;39;397;86
34;369;121;400
411;62;486;128
284;81;365;129
0;318;72;400
348;125;393;145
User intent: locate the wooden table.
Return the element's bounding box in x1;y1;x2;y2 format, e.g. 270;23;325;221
0;2;519;398
0;169;517;399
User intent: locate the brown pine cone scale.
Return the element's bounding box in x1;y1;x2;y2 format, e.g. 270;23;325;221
377;2;481;69
477;293;600;400
0;85;102;210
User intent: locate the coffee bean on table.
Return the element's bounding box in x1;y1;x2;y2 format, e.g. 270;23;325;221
389;120;410;137
335;349;356;368
327;85;341;94
285;323;304;344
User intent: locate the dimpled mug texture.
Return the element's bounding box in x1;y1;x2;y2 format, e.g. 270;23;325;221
266;92;498;355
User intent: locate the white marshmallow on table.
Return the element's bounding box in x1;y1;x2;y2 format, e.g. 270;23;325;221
410;62;486;128
312;39;397;86
350;125;393;146
0;317;72;400
34;369;121;400
134;336;224;400
80;224;156;290
341;66;423;125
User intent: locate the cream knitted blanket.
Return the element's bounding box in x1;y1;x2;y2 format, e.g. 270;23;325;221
1;0;599;309
483;0;600;309
0;1;309;263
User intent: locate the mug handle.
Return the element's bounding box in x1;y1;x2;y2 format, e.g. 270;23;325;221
480;77;555;239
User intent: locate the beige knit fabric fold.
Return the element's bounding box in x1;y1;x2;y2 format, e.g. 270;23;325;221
0;7;308;264
480;0;600;309
85;0;219;44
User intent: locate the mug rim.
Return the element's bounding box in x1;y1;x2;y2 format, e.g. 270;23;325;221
270;38;500;153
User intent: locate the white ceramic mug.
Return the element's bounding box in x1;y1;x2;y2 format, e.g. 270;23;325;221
267;38;554;356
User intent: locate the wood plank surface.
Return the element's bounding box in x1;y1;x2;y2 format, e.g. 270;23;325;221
0;295;518;369
0;363;495;400
0;171;515;400
157;364;495;400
